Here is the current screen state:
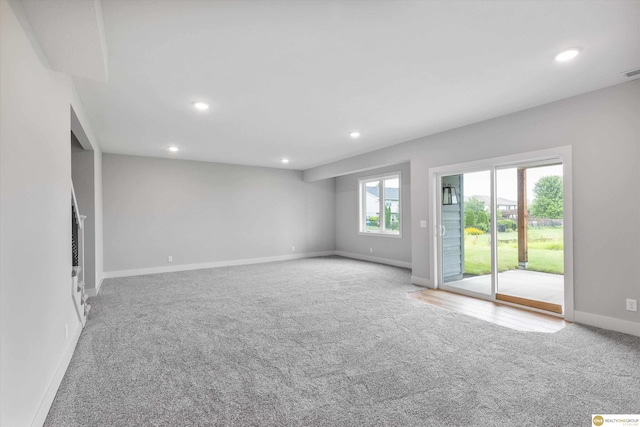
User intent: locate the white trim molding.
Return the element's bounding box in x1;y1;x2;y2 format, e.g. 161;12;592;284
334;250;411;269
104;250;414;281
85;277;103;297
574;311;640;338
31;319;83;427
103;251;336;279
358;171;402;238
411;275;433;288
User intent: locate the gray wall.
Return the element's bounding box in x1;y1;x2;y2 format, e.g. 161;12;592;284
306;80;640;328
335;162;411;265
94;149;104;291
1;1;104;425
103;154;335;273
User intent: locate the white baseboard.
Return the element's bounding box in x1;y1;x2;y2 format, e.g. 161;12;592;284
333;251;411;269
411;275;434;288
573;310;640;337
31;319;82;427
103;251;335;279
85;277;103;297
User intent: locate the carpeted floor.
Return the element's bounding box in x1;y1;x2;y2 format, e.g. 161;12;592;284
45;256;640;426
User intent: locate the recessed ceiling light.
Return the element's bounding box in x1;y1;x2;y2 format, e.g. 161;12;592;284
349;131;361;138
193;101;209;110
168;146;179;152
281;158;290;164
555;48;580;62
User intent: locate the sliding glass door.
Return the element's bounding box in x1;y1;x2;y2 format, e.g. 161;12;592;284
436;159;566;315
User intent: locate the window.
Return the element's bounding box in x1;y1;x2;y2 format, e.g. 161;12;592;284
359;173;401;236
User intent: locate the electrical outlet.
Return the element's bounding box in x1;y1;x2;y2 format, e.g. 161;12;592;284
168;255;173;262
420;220;427;228
291;246;295;252
626;299;638;312
369;248;373;253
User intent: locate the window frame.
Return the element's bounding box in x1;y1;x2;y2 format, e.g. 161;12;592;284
358;172;402;238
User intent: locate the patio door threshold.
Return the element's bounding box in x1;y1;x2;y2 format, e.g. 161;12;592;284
496;293;563;314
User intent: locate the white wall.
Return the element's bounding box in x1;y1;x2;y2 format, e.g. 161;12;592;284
305;80;640;332
335;162;411;267
102;154;335;275
0;1;103;425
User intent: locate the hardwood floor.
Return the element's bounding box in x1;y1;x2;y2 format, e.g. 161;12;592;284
495;292;563;314
409;289;570;333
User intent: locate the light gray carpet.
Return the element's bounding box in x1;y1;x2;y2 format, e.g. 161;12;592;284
45;256;640;426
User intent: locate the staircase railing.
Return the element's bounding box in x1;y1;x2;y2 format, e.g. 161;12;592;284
71;185;90;326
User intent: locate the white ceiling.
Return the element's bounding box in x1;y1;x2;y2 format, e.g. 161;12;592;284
68;0;639;170
19;0;108;81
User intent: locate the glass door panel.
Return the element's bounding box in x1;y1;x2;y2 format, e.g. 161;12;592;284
441;170;492;296
495;164;564;313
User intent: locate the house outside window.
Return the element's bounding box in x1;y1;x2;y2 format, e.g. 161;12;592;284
359;173;401;236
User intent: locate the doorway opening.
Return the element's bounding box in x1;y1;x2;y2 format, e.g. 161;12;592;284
70;106;98;296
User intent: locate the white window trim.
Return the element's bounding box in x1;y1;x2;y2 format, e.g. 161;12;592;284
358;172;402;238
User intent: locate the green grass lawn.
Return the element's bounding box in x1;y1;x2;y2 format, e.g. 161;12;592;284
464;227;564;275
